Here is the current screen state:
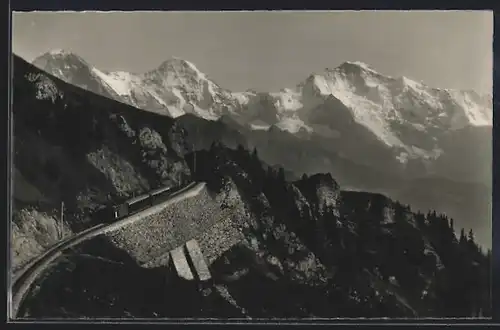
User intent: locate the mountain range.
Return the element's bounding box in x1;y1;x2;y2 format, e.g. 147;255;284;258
31;50;492;247
11;53;491;318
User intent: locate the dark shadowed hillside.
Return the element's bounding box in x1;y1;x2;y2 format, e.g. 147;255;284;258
17;141;490;319
12;54;490;319
180;115;491;248
185;144;490;318
30;50;491;250
173;114;249;152
12;55;192;271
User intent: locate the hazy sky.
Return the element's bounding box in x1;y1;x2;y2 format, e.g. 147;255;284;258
12;11;493;94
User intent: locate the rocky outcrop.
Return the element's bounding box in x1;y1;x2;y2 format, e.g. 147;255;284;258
294;173;340;215
12;53;490;319
13;55;192;230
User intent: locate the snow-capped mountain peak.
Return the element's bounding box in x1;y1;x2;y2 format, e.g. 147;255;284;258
283;59;492;166
48;49;73;56
398;75;422;89
31;49;121;100
31;50;492;165
37;49;88;65
337;60;378;73
149;57;208;82
91;68;140;96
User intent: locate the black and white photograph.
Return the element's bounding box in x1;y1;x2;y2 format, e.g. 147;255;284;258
9;10;493;319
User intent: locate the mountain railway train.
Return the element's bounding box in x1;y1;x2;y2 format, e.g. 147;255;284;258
92;183;181;224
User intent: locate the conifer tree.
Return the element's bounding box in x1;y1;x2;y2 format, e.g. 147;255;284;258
468;229;475;244
252;147;258;160
266;166;275;181
278;167;286;183
459;228;467;245
210;141;217;151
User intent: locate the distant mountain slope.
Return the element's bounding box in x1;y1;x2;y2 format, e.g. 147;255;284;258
33;51;242;120
30;51;491;248
187;144;490;318
32;50;491;184
31;50;121;101
12;53;490;318
13;54;192;231
200;118;492;248
21;146;492;317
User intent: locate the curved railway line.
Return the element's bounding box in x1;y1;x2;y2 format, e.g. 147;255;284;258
9;181;206;319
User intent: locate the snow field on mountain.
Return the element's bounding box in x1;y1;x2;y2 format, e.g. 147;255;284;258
33;50;492;164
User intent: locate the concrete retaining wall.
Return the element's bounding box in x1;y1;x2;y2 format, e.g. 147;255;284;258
185;239;211;281
170;245;194;280
105;183;249;268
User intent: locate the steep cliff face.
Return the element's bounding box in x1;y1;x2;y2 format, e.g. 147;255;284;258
184;145;490;318
29;51;491;249
294;173;341;214
12;55;192;271
18;143;490;319
33;51;491;185
13;54;490;319
14;55;191;219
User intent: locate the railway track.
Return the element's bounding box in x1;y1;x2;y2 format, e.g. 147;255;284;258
10;181;205;320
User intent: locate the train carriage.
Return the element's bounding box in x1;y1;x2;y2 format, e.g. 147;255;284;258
151;185;172;197
113;203;129;220
91;183;185;224
126;193;153;214
92;205;113;224
150;185;173;203
92;203;127;223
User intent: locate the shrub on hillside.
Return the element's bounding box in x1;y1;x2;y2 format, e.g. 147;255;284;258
11;208;72;272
